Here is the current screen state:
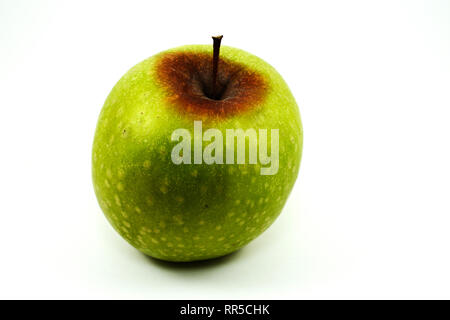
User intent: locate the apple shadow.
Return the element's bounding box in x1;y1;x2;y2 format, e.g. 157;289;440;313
143;249;244;271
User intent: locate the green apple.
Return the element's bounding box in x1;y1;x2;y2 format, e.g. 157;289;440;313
92;37;303;262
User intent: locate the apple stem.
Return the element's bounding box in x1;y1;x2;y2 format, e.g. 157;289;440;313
211;35;223;99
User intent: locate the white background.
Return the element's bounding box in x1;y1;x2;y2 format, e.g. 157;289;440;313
1;0;449;299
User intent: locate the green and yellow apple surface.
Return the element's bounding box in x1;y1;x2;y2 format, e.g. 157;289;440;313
92;43;303;262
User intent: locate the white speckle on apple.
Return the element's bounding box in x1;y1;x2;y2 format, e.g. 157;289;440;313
173;215;183;225
176;196;184;203
140;227;151;234
159;185;168;194
114;194;121;207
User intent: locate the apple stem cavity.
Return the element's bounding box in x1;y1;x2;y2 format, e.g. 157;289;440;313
211;35;223;100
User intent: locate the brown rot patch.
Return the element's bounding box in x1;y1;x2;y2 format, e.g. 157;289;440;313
155;52;267;119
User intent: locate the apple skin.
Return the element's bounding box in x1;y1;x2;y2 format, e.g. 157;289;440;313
92;45;303;262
